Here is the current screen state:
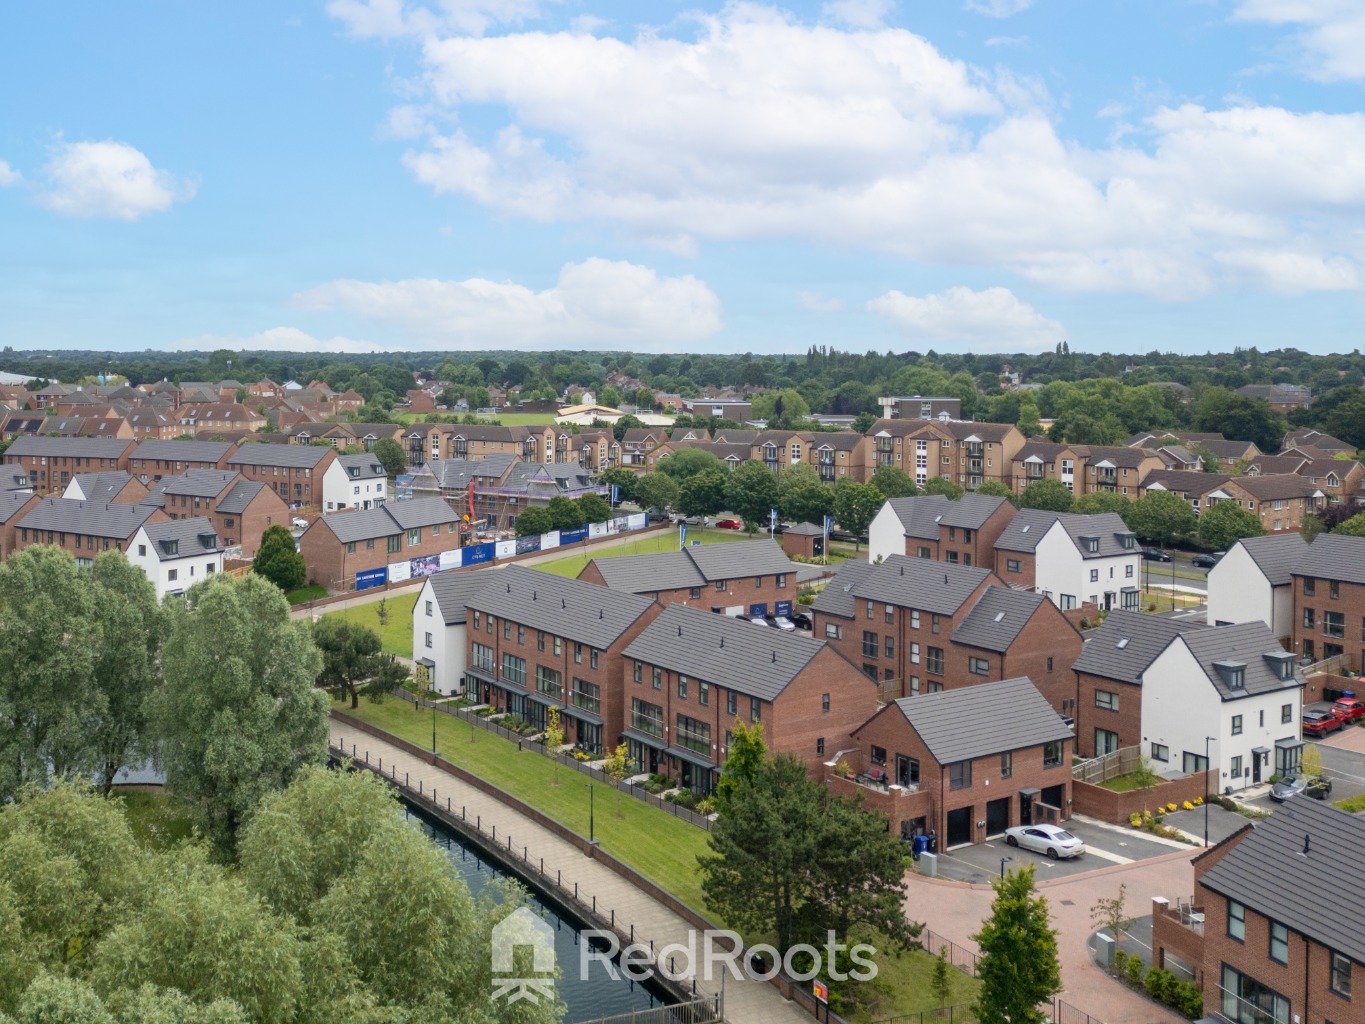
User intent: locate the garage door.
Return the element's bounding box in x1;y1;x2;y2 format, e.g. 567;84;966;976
946;807;973;848
985;797;1010;838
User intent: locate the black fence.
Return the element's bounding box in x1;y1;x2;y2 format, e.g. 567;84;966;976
921;930;980;978
1052;998;1104;1024
868;1006;977;1024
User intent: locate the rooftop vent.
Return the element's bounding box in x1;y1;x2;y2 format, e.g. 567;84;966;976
1116;638;1129;650
994;611;1005;622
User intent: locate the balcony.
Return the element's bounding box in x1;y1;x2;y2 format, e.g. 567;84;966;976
571;689;600;716
676;728;711;755
631;713;663;738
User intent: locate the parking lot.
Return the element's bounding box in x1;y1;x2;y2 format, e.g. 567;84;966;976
924;818;1187;885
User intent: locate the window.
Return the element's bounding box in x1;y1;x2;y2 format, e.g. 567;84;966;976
750;697;761;723
631;698;663;737
137;544;147;557
1228;901;1245;941
1043;741;1063;768
1184;751;1209;774
910;610;920;629
885;604;894;624
425;600;433;617
1231;714;1243;735
689;587;701;600
949;762;972;790
777;573;788;589
1151;742;1168;762
698;680;708;706
1230;755;1243;779
652;667;662;690
517;625;525;645
1331;579;1340;600
501;653;526;686
1125;564;1134;578
715;579;727;592
822;693;830;712
1269;921;1288;964
1282;703;1293;724
574;643;583;664
678;674;688;699
823;621;843;640
591;649;598;669
535;665;561;696
727;691;737;716
753;576;762;589
424;632;433;649
1090;569;1099;583
931;614;940;634
572;678;600;715
870;745;887;766
1000;751;1012;778
473;611;481;630
504;620;512;641
1006;559;1021;573
1331;951;1352;998
347;542;356;554
1305;605;1319;627
925;646;944;675
1060;594;1077;611
816;738;825;756
633;661;642;684
1221;965;1288;1024
862;631;879;657
885;635;894;658
167;568;178;582
866;600;875;620
554;637;562;656
1305;577;1317;596
1095;690;1119;711
969;657;990;676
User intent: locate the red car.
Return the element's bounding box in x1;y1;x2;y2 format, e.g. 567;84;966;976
1302;709;1346;737
715;518;743;530
1331;697;1365;723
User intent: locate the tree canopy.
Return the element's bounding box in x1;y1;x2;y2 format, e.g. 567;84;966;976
869;466;918;499
972;865;1061;1024
1125;490;1196;546
1198;500;1265;550
369;438;407;478
1018;479;1073;513
252;525;307;592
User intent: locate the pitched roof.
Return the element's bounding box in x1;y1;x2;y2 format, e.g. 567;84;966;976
624;603;825;702
335;453;386;479
1199;438;1260;459
885;677;1072;764
992;508;1061;553
1175;621;1305;700
425;568;499;626
809;561;878;618
315;496;458;544
69;472;135;504
1071;609;1206;684
1199;797;1365;966
416;455;517;489
1282;428;1352;453
1243;455;1308;476
1014;441;1071;463
158;469;239;498
6;436;135;458
1052;511;1138;559
140;517;222;561
1295;532;1365;585
226;444;332;469
18;497;159;538
0;491;36;524
1225;533;1310;587
471;564;655;649
130;439;236;463
1230;473;1322;501
883;493;1008;541
585;538;793;593
1071;444;1159;469
823;554;992;617
951;588;1053;653
1140;469;1232;496
385;496;459;531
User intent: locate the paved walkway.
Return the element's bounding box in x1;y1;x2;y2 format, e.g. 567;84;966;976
330;722;810;1024
905;848;1196;1024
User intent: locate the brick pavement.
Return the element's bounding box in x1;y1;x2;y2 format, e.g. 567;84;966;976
331;722;812;1024
905;849;1196;1024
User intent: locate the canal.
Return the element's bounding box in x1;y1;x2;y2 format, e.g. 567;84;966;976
405;804;675;1020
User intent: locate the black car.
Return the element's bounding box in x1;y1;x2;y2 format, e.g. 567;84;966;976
791;612;814;631
1191;552;1224;569
1142;547;1173;562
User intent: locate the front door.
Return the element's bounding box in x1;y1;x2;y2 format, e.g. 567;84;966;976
946;807;973;848
1252;755;1262;785
1020;793;1033;826
985;797;1010;837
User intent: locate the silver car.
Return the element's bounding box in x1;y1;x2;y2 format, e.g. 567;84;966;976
1004;824;1086;859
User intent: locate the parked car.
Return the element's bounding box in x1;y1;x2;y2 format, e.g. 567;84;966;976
1331;696;1365;722
1141;548;1173;562
1190;552;1223;569
674;515;707;526
747;616;771;627
1302;709;1346;737
647;508;670;523
1003;824;1086;860
1269;773;1333;801
766;615;796;632
715;518;743;530
291;517;309;529
791;612;814;631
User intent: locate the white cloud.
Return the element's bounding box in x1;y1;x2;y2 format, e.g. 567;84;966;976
984;35;1027;47
1233;1;1365;81
799;291;845;313
292;258;722;349
821;0;894;29
354;4;1365;300
867;286;1065;351
963;0;1034;18
327;0;552;38
37;140;195;220
166;327;388;354
0;160;21;187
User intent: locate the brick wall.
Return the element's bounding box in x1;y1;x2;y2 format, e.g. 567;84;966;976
766;646;881;777
217;487;290;557
13;508;170;560
1071;770;1215;824
300;517;464;589
1073;674;1143;758
1291;573;1365;669
995;549;1037;588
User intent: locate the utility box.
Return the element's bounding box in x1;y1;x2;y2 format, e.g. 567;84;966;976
919;852;938;878
1094;933;1115;966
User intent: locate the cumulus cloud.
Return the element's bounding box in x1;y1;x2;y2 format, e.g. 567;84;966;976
963;0;1034;17
166;327;388;354
38;140;195;220
0;160;21;187
346;3;1365;300
867;286;1065;351
1234;1;1365;81
328;0;551;38
292;258;722;349
821;0;894;29
799;291;845;313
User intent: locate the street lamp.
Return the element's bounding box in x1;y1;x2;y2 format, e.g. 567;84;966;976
1000;856;1013;879
1204;736;1216;848
585;782;595;843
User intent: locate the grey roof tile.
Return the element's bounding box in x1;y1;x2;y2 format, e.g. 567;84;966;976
216;480;269;515
471;564;655;649
586;538;792;594
140;516;222;560
335;453;386;479
0;491;35;524
159;470;238;498
623;604;824;702
834;554;992;616
885;677;1073;764
884;494;1008;540
70;472;135;504
1227;534;1310;587
810;560;878;619
1053;512;1138;559
226;444;332;469
6;436;135;458
1071;609;1206;684
1296;533;1365;585
426;568;499;625
1200;798;1365;965
952;588;1052;653
19;497;159;538
992;508;1062;554
1176;621;1305;700
130;439;235;463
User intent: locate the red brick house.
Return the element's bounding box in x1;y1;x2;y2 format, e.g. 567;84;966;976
578;538;796;616
866;493;1017;568
13;497;169;562
144;469;290;557
2;436;138;496
224;443;335;509
1289;532;1365;669
297;495;462;590
128;439;237;485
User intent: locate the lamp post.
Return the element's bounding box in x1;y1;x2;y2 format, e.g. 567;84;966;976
432;698;438;756
1000;856;1013;879
1204;735;1215;848
585;782;595;843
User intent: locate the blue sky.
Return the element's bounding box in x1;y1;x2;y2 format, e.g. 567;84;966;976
1;0;1363;356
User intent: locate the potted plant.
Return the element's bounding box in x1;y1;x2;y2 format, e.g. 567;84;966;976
1307;777;1333;800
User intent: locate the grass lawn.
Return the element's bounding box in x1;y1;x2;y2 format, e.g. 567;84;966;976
848;946;980;1023
114;789;197;850
334;696;712;910
1335;793;1365;813
1098;772;1153;792
532;529;756;578
285;583;329;605
321;592;418;658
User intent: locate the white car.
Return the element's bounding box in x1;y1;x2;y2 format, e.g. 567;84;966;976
1003;824;1086;860
748;616;771;627
292;517;309;530
767;615;796;632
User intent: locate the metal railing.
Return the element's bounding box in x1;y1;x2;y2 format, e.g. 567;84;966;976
570;1001;720;1024
1052;998;1104;1024
868;1007;977;1024
921;930;979;978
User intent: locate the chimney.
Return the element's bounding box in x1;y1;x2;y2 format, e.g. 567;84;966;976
1301;833;1311;857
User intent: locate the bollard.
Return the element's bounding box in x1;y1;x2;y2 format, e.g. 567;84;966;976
540;857;544;874
523;846;527;862
558;870;561;888
378;757;381;770
575;883;578;900
492;826;496;841
405;772;409;787
593;896;596;914
477;816;481;830
631;925;634;944
611;909;614;928
419;780;422;794
447;797;451;812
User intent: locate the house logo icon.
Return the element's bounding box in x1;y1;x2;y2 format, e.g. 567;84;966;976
490;906;557;1004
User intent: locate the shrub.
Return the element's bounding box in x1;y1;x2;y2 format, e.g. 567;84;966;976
695;797;717;816
1144;967;1174;1003
1171;979;1205;1017
1112;949;1129;975
1182;800;1194;811
571;749;592;762
1128;812;1142;827
1125;955;1145;989
1192;796;1203;805
1166;802;1178;812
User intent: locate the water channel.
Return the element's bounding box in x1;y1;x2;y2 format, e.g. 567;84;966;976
405;804;675;1021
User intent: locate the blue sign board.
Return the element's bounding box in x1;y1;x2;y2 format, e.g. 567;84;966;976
560;526;589;545
464;542;495;565
356;567;388;591
749;602;768;617
775;600;793;617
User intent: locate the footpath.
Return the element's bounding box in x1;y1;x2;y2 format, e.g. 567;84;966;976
330;721;812;1024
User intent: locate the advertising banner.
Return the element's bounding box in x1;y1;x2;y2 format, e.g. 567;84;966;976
775;600;794;617
495;539;517;560
464;542;495;565
388;561;411;584
515;535;541;555
409;554;441;578
439;548;463;571
559;526;588;545
355;567;388;591
749;603;768;617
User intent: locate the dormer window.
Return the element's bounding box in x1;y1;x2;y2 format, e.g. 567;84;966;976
1262;651;1296;681
1214;660;1246;690
1081;535;1100;554
1116;532;1136;549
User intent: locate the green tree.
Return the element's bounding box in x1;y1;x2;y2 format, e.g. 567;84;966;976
1126;490;1197;546
1090;883;1131;939
973;480;1014;500
514;506;554;537
1198;500;1264;550
597;466;636;504
657;447;723;481
311;618;383;710
778;465;834;527
725;460;780;529
714;720;766;814
576;492;612;523
851;411;877;433
678;469;729;520
546;495;586;531
831;480;885;552
601;743;631;818
972;864;1061;1024
251;525;306;592
931;948;952;1010
370;437;408;476
1019;478;1074;512
1072;491;1131;516
148;573;328;861
752;389;810;428
544;708;564;786
1334;512;1365;536
9;973;115;1024
922;477;965;500
1300;742;1324;782
89;552;166;795
1192;388;1287;454
634;472;680;515
0;547;101;794
870;465;918;499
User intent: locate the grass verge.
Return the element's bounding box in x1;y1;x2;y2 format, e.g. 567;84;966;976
320;592;418;658
848;946;980;1023
532;529;754;578
285;584;329;605
1334;793;1365;813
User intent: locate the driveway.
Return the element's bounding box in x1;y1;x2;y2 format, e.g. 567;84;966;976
927;817;1187;885
1159;803;1256;846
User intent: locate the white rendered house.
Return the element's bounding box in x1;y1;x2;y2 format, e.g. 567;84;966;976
1206;534;1308;644
322;454;387;513
126;517;223;599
